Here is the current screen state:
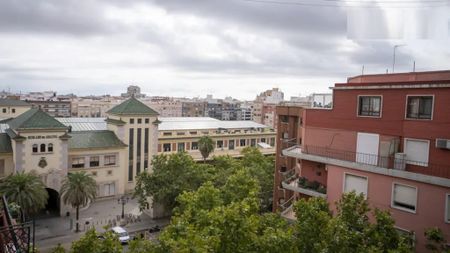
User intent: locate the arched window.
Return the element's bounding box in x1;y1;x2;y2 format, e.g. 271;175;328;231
32;144;38;153
40;144;46;153
48;143;53;152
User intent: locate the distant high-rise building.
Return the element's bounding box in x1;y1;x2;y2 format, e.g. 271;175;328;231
121;85;145;98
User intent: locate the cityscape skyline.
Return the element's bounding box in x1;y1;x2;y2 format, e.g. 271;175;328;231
1;1;449;100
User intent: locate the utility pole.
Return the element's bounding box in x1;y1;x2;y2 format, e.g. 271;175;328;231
392;44;406;73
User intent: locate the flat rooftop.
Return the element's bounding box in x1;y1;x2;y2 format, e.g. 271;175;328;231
55;117;270;132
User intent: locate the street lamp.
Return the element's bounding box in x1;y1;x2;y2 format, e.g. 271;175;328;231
117;195;129;219
392;44;406;73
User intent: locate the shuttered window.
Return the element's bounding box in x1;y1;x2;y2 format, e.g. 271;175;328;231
344;174;368;197
446;194;450;223
392;183;417;213
404;139;429;166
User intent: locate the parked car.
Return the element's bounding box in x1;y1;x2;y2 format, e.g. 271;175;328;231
111;226;130;244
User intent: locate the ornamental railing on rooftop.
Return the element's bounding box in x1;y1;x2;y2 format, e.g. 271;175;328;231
284;145;450;179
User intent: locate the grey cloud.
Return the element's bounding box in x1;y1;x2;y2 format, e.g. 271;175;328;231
0;0;122;35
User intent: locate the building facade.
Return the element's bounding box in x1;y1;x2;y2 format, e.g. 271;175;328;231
27;100;72;117
273;70;450;251
157;117;276;160
0;97;159;217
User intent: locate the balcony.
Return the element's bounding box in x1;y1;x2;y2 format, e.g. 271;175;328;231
279;195;296;222
281;170;327;198
282;145;450;187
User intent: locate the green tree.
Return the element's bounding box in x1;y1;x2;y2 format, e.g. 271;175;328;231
134;152;216;211
239;147;275;211
293;192;413;253
50;244;66;253
0;172;48;221
157;169;294;253
293;197;331;253
60;172;97;232
198;135;215;162
70;229;122;253
425;227;449;253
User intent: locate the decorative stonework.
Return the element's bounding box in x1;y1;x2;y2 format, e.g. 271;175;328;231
38;157;48;168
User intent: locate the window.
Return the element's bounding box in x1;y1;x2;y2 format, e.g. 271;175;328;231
270;138;276;147
178;143;185;152
261;138;266;143
191;142;198;150
240;139;246;147
48;143;53;152
92;171;97;176
229;140;235;150
446;194;450;223
40;144;46;153
250;139;256;147
0;159;4;177
72;157;85;168
32;144;38;153
217;140;223;148
1;108;6;113
404;139;429;166
177;132;185;136
137;118;142;124
280;115;289;123
104;155;116;166
163;132;172;136
189;131;198;135
107;170;113;175
130;118;134;124
104;183;115;196
344;174;368;197
406;96;433;119
358;96;381;117
392;183;417;213
12;109;15;113
144;128;149;154
145;118;149;124
90;156;99;167
163;143;171;152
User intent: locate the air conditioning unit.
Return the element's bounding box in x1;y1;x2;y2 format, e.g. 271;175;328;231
435;139;450;150
393;153;406;170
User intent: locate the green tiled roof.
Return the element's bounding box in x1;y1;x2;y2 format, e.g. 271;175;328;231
69;130;127;150
0;133;12;153
107;97;159;116
7;108;67;130
105;118;126;126
0;99;30;107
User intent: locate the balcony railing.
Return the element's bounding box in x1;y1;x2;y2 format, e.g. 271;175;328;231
281;170;327;198
284;145;450;179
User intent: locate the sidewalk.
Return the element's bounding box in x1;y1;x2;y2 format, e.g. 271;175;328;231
35;196;170;252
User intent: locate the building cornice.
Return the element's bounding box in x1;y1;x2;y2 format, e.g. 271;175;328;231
331;83;450;90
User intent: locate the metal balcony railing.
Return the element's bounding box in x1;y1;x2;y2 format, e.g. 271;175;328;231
293;145;450;179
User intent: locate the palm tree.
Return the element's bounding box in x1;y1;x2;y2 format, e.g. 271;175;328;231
0;172;48;221
60;172;97;232
198;135;215;163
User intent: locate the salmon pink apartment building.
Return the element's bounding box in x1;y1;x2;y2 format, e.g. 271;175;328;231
273;70;450;252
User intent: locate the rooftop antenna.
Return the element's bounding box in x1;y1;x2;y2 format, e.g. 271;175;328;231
361;65;365;75
413;61;416;72
386;69;389;74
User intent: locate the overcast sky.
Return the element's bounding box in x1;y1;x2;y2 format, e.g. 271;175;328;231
0;0;449;100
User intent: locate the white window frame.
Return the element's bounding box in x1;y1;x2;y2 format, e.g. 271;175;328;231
445;193;450;223
343;172;369;199
391;182;418;214
357;95;383;118
404;94;434;121
403;138;430;167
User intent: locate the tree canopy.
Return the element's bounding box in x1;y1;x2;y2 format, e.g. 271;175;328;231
0;171;48;220
134;147;275;212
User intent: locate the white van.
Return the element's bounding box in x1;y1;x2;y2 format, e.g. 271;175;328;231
111;226;130;244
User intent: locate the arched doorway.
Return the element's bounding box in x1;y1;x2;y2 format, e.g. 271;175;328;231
44;188;60;216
